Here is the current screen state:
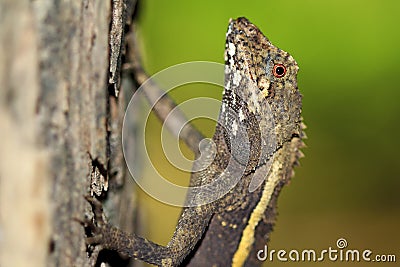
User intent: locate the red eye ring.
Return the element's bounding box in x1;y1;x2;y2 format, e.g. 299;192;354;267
273;64;286;78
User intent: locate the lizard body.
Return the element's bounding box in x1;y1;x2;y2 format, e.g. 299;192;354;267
85;17;304;267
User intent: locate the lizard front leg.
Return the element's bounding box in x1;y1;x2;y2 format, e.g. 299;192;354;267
84;196;214;266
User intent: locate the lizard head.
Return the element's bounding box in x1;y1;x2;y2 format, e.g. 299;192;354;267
217;17;302;178
221;17;302;158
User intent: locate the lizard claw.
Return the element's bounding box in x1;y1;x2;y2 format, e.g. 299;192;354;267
84;195;107;226
81;195;108;245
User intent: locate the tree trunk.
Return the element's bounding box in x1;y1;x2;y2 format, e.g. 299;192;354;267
0;1;136;266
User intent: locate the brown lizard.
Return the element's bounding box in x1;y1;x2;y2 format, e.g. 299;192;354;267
84;17;305;267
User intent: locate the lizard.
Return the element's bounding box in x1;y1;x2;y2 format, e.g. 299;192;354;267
83;17;305;267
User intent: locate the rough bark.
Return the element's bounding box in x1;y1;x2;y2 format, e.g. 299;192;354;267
0;1;136;266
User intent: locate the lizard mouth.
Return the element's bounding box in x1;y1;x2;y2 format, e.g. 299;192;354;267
225;17;298;73
226;17;271;51
225;17;272;78
228;17;263;36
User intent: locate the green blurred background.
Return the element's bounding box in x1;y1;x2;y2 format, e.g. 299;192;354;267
132;0;400;266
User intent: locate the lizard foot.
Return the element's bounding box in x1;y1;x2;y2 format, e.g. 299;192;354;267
81;195;109;245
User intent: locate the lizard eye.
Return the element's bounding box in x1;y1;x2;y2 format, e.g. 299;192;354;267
273;64;286;78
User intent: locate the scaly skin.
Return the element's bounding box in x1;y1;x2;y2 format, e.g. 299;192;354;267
83;17;304;267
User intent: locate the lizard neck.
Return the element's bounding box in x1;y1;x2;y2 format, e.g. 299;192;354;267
216;65;277;173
